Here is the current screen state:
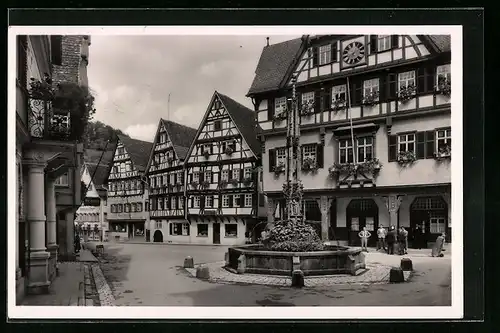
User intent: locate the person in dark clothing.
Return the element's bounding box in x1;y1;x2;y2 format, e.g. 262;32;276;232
412;225;421;249
74;233;81;253
386;226;396;255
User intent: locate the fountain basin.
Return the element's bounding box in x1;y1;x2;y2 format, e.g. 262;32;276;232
227;245;365;276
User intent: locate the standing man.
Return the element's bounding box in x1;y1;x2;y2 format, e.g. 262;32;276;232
358;226;371;252
376;225;386;252
386;226;396;255
401;227;409;254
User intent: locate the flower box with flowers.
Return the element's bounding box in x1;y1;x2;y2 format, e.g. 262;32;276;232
243;177;253;185
331;98;347;112
300;101;315;116
398;83;416;103
301;157;317;172
224;147;234;156
362;91;379;107
200;180;211;188
435;75;451;96
190;181;199;188
219;179;228;188
273;162;286;176
397;150;417;166
328;159;382;179
435;145;451;160
229;178;239;186
274;110;288;122
202;150;210;159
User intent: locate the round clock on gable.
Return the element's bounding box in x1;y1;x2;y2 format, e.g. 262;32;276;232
342;41;366;66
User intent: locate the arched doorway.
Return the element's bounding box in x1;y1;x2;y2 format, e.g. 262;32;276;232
410;196;448;247
153;230;163;243
304;200;322;238
346;199;379;247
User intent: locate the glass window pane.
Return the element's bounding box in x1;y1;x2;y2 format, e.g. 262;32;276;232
366;146;373;160
438;131;444;138
408;143;415;152
358;147;364;160
408;134;415;141
399;143;406;151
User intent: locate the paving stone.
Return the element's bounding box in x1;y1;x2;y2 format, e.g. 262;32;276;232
91;264;116;306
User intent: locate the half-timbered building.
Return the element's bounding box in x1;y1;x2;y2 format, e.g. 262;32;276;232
184;91;265;245
145;119;197;243
107;134;152;242
247;35;452;248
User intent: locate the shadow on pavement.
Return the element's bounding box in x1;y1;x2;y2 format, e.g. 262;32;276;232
98;245;132;291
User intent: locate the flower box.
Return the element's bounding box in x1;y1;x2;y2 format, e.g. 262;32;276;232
301;157;317;172
435;145;451;160
224;147;234;156
397;150;417;166
243;177;253;185
362;91;379;107
219;180;228;188
202;151;210;159
273;162;286;176
435;75;451;96
190;181;199;188
229;178;239;186
200;180;210;188
331;99;347;112
274;110;288;122
328;159;382;179
398;83;416;103
300;101;315;116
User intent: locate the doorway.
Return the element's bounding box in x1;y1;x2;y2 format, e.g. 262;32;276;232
410;196;448;246
153;230;163;243
346;199;379;247
213;223;220;244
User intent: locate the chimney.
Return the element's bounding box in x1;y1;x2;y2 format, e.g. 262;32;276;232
266;37;269;46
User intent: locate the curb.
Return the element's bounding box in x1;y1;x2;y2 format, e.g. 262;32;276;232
91;264;116;306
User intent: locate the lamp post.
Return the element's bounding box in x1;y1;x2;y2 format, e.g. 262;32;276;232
283;74;304;223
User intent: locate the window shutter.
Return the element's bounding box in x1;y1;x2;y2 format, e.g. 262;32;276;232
416;132;426;159
316;144;324;168
219;195;222;208
253;193;257;209
173;173;177;184
240;194;244;207
387;73;397;101
388;135;397;161
167;197;171;209
417;67;426;95
268;98;275;120
331;42;338;62
189;173;193;183
391;35;399;49
210;144;213;155
323;88;331;110
200;196;205;209
228;169;233;180
190;197;194;208
269;149;276;172
228;195;233;207
425;66;436;94
239;169;244;181
312;47;318;67
199;172;204;183
314;90;321;113
211;171;214;183
352;80;363;106
425;131;435;158
379;75;387;103
370;35;378;53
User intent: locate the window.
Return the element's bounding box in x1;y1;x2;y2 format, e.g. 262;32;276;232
145;201;149;211
350;217;360;231
377;35;391;52
398;134;416;153
205;195;214;208
110;205;116;213
274;96;287;115
225;224;238;237
204;170;212;183
301;91;315;106
197;224;208;237
436;64;451;84
170;173;175;184
221;170;229;181
155;221;162;229
332;84;347;103
179;197;184;209
222;195;230;207
398;70;416;90
118;204;123;213
339;139;354;164
158;198;164;210
357;137;373;162
193;172;200;183
319;44;331;65
125;163;131;172
233;195;241;207
194;196;200;208
177;171;184;184
244;167;252;179
232;168;240;180
214;120;222;131
244;194;252;207
55;173;69;186
171;197;177;210
276;147;287;166
363;78;380;99
171;223;190;236
302;145;317;164
130;203;136;212
203;144;212;155
430;216;446;234
137;203;143;212
436;128;451;151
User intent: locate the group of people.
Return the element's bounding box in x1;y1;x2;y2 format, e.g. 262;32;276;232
358;225;409;255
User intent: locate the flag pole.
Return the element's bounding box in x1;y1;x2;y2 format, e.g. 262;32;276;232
346;77;356;165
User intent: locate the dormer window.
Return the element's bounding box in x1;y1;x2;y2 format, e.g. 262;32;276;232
214;120;222;131
378;35;392;52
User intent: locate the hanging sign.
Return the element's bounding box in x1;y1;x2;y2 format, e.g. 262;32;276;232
84;197;101;206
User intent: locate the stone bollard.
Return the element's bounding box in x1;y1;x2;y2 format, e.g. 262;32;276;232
400;258;413;271
237;254;246;274
224;252;229;266
389;266;405;283
291;270;305;288
184;256;194;268
196;266;210;280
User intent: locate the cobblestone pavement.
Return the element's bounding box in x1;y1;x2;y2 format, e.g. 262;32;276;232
185;261;412;287
96;243;451;306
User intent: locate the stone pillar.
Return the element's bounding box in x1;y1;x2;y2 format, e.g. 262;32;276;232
383;195;403;228
319;196;330;241
45;179;58;280
64;211;75;260
266;198;276;227
25;159;51;294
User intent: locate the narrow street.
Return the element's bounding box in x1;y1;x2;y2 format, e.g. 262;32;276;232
98;243;451;306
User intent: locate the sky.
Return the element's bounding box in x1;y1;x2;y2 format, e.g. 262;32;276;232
87;35;298;142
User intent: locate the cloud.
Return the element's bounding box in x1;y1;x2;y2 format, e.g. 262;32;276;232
124;123;157;142
87;35;300;133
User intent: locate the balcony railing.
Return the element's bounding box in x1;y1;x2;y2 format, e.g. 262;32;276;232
27;77;95;142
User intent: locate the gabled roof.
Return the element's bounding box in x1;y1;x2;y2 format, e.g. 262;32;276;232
217;92;262;157
117;134;153;172
160;119;198;160
247;35;452;96
86;163;110;188
247;37;304;96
